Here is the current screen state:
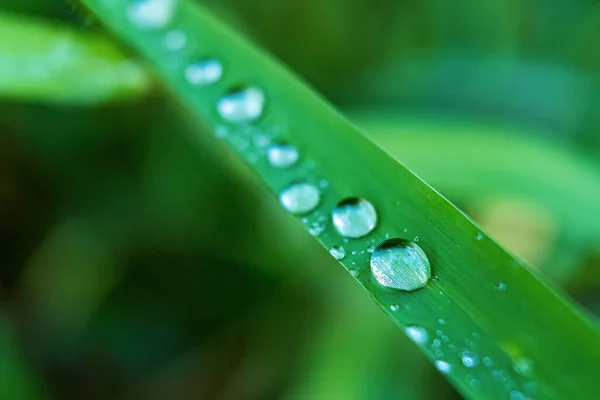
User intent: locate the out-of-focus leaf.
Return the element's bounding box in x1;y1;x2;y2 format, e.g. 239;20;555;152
0;12;151;104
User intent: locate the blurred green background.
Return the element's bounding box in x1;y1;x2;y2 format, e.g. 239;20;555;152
1;0;600;399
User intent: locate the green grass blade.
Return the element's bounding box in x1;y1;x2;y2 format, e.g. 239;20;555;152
0;12;151;104
79;1;600;398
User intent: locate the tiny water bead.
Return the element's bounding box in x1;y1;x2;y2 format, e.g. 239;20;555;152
348;268;359;277
329;246;346;260
332;198;377;238
126;0;176;30
279;182;320;215
370;239;431;291
266;143;299;168
217;86;265;123
435;360;452;374
390;304;400;312
185;59;223;86
496;282;507;292
164;29;187;51
405;326;429;344
461;350;480;368
476;231;484;241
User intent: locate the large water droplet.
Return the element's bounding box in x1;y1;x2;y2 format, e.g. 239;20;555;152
280;182;320;215
266;143;299;168
461;350;480;368
126;0;175;29
217;86;265;123
332;198;377;238
370;239;431;291
405;326;429;345
185;59;223;86
435;360;452;374
330;246;345;260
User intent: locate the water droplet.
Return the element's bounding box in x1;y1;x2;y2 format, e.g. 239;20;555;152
509;391;528;400
217;86;265;123
483;357;494;367
370;238;431;291
126;0;175;29
266;143;299;168
331;198;377;238
367;245;375;253
348;268;359;277
441;335;449;342
253;134;271;148
435;360;452;374
469;378;481;390
496;282;507;292
461;350;480;368
185;59;223;86
513;357;534;378
432;339;441;348
308;223;325;236
438;318;446;325
476;232;484;241
405;326;428;344
330;246;345;260
279;182;320;215
164;29;187;50
414;236;420;242
390;304;400;312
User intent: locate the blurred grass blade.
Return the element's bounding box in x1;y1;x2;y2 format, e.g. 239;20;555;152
80;0;600;398
0;12;151;104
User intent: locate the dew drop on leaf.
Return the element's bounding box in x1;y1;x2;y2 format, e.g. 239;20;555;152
164;29;187;50
435;360;452;374
370;238;431;291
217;86;264;123
405;326;429;344
330;246;345;260
390;304;400;312
266;143;299;168
185;59;223;86
497;282;507;292
126;0;175;29
279;182;320;215
461;350;480;368
332;198;377;238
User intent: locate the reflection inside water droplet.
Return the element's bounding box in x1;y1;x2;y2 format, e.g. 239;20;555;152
370;238;431;291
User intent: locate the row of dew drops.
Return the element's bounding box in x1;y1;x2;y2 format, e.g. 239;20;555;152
125;1;532;396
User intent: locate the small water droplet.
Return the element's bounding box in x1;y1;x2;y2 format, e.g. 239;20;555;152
308;223;325;236
217;86;265;123
414;236;420;242
266;143;299;168
461;350;480;368
319;179;329;189
405;326;428;344
441;335;449;342
330;246;345;260
185;59;223;85
469;378;481;390
126;0;175;29
483;357;494;367
432;339;441;348
509;391;528;400
253;134;271;148
279;182;320;215
496;282;507;292
435;360;452;374
164;29;187;50
476;232;484;241
389;304;400;312
438;318;446;325
370;238;431;291
436;330;443;337
348;268;358;277
513;357;534;378
332;198;377;238
367;245;375;253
